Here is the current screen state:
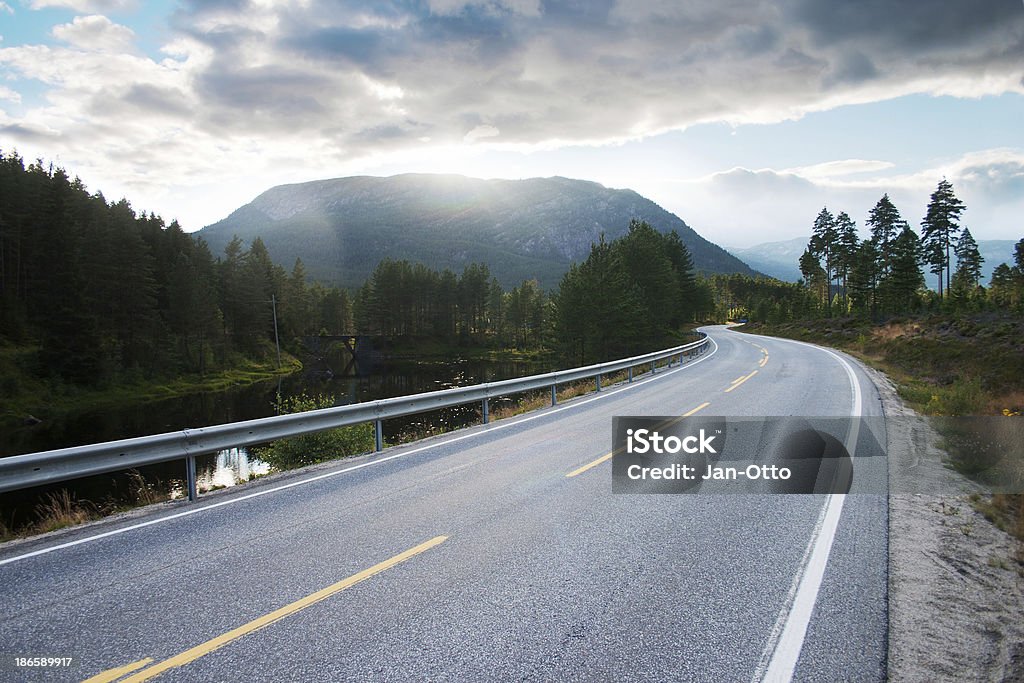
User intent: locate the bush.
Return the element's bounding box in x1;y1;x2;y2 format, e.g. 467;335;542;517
253;393;375;470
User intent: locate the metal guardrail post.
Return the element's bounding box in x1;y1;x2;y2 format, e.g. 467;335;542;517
374;420;383;452
186;455;197;502
482;398;489;424
551;384;557;406
628;366;633;382
596;374;602;392
651;360;657;375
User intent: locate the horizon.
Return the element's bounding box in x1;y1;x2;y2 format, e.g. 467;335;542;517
1;2;1022;248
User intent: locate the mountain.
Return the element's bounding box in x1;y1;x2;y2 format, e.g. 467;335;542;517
726;237;808;283
198;174;757;289
728;236;1020;286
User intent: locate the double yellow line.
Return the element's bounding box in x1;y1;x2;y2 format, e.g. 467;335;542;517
84;536;448;683
564;401;712;478
725;369;758;393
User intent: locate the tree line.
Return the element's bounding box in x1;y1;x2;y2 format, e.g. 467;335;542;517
0;153;716;391
351;220;712;364
0;151;353;385
798;180;1024;317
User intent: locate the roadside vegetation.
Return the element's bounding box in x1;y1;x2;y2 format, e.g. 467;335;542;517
251;393;375;470
728;181;1024;547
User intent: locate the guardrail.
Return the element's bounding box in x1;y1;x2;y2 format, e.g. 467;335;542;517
0;334;709;501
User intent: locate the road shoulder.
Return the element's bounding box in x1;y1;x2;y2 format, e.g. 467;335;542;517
861;363;1024;682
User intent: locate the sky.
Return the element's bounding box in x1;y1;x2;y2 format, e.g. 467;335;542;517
0;0;1022;248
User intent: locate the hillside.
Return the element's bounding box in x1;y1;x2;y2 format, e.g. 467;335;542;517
198;174;757;289
726;237;808;283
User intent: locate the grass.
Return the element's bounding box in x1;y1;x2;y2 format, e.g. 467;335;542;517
747;313;1024;548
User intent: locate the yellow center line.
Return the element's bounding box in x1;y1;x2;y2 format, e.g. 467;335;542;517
724;370;758;393
731;374;746;384
759;355;769;368
114;536;448;683
565;452;612;478
564;401;712;478
683;401;711;416
82;658;154;683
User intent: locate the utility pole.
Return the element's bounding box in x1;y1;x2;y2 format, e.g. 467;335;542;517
271;294;282;369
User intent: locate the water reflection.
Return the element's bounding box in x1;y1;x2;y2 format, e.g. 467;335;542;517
198;447;271;493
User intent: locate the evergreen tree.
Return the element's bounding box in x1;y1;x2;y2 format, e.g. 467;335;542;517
886;225;924;312
953;228;984;287
866;194;904;278
833;211;859;311
847;239;880;316
808;208;838;315
920;179;965;297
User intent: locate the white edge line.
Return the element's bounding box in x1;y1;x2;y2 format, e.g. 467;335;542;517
0;336;720;568
748;333;863;683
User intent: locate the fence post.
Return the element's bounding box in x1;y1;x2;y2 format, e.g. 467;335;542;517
374;420;383;452
186;455;197;502
482;398;489;424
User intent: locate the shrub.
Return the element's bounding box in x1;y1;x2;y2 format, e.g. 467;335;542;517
253;393;375;470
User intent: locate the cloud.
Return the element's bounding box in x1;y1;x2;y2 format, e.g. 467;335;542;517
782;159;896;180
660;149;1024;247
51;15;137;53
0;2;13;14
0;85;21;102
29;0;136;11
0;0;1022;230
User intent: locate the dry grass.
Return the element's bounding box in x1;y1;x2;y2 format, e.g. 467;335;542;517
32;490;95;534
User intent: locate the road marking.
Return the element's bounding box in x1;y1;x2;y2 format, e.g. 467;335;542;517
749;334;864;683
724;370;758;392
564;400;712;478
0;337;720;569
81;658;153;683
565;452;612;478
683;401;711;416
759;355;769;368
731;374;747;384
115;536;448;683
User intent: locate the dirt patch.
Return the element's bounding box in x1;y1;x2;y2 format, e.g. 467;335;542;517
862;363;1024;682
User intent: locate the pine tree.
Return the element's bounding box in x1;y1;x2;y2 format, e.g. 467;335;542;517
808;208;838;315
886;225;924;312
833;211;859;311
920;179;965;297
866;194;904;278
847;239;880;316
953;228;984;287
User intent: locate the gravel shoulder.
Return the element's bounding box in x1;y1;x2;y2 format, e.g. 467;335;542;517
861;363;1024;682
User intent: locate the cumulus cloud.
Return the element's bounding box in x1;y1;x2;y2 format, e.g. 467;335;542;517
51;15;137;53
0;0;1022;230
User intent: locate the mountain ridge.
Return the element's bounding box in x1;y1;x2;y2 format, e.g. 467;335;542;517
198;173;758;289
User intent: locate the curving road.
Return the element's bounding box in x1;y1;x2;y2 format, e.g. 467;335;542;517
0;325;887;682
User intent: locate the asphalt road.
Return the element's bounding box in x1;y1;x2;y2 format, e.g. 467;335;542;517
0;325;887;683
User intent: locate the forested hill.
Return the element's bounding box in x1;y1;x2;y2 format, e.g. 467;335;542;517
198;174;757;289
